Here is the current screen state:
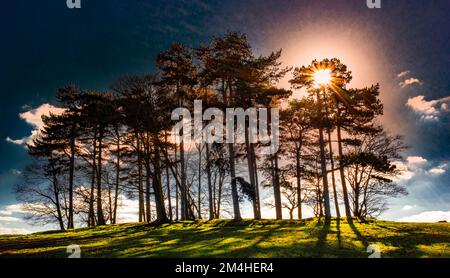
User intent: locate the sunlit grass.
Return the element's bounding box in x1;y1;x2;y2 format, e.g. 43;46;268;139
0;218;449;258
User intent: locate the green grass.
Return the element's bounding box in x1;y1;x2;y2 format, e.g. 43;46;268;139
1;218;449;258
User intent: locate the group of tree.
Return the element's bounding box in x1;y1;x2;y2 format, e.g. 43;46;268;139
15;32;408;230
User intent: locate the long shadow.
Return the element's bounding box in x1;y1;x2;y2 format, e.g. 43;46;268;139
315;219;331;255
336;218;342;248
87;221;285;258
348;220;369;249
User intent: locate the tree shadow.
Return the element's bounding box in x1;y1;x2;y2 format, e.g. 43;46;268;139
315;219;331;253
336;218;342;248
348;220;369;249
2;220;449;258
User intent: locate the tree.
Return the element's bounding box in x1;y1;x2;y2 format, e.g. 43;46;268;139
280;97;315;219
343;128;408;218
290;58;353;220
16;146;66;230
78;92;117;225
157;43;197;220
199;32;291;220
114;75;174;223
54;85;82;228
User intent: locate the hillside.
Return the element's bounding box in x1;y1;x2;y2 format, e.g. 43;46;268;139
0;219;449;258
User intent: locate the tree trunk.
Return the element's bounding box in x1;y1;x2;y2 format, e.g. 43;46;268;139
178;94;188;220
51;158;65;230
197;144;202;219
228;143;242;221
174;142;179;220
179;139;187;220
217;172;224;218
108;184;113;224
145;164;152;222
145;133;152;223
68;125;76;229
88;135;97;227
206;143;214;220
113;127;120;224
353;165;361;217
316;91;331;220
273;153;282;220
245;127;260;219
152;144;168;223
323;92;340;219
252;143;261;218
336;104;352;219
327;129;340;218
295;149;303;220
136;134;145;222
96;127;106;225
164;132;173;221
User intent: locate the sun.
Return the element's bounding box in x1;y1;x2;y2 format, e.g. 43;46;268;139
313;68;332;88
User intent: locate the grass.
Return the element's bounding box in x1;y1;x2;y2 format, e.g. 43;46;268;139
0;218;449;258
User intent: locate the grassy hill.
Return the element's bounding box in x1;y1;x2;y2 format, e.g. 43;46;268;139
0;218;449;258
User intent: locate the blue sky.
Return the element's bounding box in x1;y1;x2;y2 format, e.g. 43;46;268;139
1;0;449;233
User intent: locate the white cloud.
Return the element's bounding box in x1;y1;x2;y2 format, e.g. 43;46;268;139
407;156;428;165
428;163;447;176
9;169;22;176
393;156;448;181
399;78;422;88
5;103;65;146
429;168;445;175
401;205;417;211
116;198;139;223
398;211;450;223
0;204;25;216
0;227;32;235
406;96;439;119
0;216;22;222
393;161;415;181
0;210;12;216
397;70;410;78
406;95;450;121
5;137;26;145
441;103;449;111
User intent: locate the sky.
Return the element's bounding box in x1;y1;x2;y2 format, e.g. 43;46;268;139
0;0;449;234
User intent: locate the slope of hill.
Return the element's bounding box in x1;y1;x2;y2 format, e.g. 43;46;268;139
0;219;449;258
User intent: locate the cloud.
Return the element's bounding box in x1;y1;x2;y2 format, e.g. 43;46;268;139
398;211;450;223
5;103;65;146
393;161;414;181
441;103;449;111
5;137;26;145
397;71;410;78
407;156;428;165
393;156;448;181
9;169;22;176
116;198;139;223
401;205;417;211
428;163;447;176
405;95;450;121
0;227;32;235
0;216;22;222
406;96;438;116
0;204;25;215
399;78;422;88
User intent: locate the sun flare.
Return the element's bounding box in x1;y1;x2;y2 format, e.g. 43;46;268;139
313;68;332;88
